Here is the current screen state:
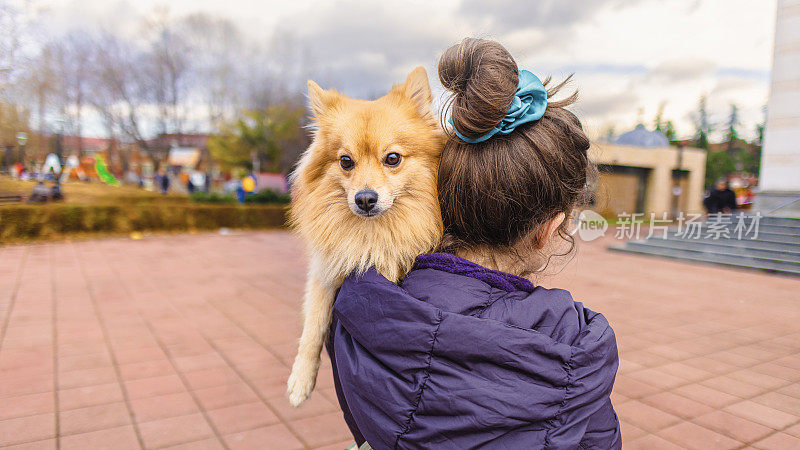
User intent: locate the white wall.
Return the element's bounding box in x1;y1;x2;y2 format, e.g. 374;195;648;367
761;0;800;192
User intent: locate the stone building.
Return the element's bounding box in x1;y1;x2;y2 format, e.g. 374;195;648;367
591;125;706;218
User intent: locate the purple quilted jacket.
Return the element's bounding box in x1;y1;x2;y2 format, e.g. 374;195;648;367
327;253;621;449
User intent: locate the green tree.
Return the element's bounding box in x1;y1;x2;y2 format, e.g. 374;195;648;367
208;105;305;172
725;104;741;153
663;120;677;143
604;124;615;142
754;105;766;146
734;146;760;176
0;102;33;168
705;150;736;187
694;96;711;150
653;102;666;133
755;122;765;146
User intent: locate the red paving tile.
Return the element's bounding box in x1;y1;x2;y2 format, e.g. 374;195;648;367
123;374;186;400
223;423;304;450
0;413;56;447
57;383;124;411
694;410;774;444
671;383;742;409
641;391;714;420
658;421;741;450
137;413;215;449
193;383;259;411
1;231;799;448
723;400;798;430
615;400;682;433
162;438;225;450
205;402;280;435
2;439;57;450
58;402;131;436
59;425;139;450
0;392;54;421
287;411;352;447
128;391;200;422
625;434;684;449
752;432;800;449
183;366;242;390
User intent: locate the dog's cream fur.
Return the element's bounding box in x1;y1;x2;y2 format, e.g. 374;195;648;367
286;67;445;406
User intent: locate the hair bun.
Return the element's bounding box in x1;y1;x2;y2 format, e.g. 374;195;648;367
438;38;519;140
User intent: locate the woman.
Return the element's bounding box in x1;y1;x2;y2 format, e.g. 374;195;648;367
327;38;621;449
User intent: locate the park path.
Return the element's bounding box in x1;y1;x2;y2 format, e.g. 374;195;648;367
0;231;799;449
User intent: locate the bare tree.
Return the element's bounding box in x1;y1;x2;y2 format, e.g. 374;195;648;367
177;13;245;130
19;43;58;157
89;33;161;162
49;32;94;158
0;2;21;98
141;12;192;137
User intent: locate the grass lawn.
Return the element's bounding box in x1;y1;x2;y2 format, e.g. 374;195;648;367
0;175;186;205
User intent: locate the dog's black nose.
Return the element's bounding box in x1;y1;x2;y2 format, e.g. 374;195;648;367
355;189;378;213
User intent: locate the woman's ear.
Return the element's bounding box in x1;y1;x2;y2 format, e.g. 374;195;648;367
546;212;567;241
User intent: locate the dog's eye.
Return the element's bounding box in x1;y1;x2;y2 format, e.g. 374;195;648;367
384;152;401;167
340;155;354;170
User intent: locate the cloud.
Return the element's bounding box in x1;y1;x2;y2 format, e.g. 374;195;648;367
277;0;459;98
30;0;775;142
458;0;646;32
578;88;640;117
644;59;716;83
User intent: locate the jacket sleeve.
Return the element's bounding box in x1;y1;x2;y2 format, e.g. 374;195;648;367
578;398;621;449
326;317;367;447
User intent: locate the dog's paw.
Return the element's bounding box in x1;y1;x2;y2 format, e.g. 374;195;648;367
287;363;316;407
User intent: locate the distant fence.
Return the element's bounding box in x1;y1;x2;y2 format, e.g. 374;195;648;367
0;203;288;243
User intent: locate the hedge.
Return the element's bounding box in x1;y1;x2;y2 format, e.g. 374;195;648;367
190;190;291;204
0;203;288;243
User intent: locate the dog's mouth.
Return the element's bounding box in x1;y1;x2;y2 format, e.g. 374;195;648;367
349;204;386;218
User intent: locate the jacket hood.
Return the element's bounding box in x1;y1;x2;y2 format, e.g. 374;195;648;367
330;264;620;449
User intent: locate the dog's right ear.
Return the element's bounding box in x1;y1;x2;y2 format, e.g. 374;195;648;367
308;80;336;118
399;67;433;119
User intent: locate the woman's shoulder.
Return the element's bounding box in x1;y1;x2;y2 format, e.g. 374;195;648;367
339;266;615;351
401;267;611;347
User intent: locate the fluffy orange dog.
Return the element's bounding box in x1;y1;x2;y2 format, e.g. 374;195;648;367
286;67;445;406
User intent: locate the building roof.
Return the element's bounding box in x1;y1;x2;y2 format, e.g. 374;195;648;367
614;124;669;148
147;133;209;149
60;136;115;151
167;147;202;167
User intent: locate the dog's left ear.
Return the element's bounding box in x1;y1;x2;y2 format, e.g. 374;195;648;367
308;80;338;119
400;66;433;118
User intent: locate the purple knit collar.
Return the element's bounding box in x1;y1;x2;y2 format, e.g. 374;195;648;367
413;252;536;293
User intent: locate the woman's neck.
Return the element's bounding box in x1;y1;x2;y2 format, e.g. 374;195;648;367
454;246;542;278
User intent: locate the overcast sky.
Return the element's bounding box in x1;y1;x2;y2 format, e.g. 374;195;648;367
32;0;777;140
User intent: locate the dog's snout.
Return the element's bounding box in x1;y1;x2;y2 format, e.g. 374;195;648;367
355;189;378;213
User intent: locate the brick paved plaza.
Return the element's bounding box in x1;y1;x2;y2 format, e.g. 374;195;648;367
1;231;799;449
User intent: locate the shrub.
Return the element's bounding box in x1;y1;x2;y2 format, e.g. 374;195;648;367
244;189;291;204
0;203;288;243
190;192;237;204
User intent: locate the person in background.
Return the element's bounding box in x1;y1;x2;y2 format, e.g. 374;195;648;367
704;179;737;214
29;181;51;202
159;170;170;195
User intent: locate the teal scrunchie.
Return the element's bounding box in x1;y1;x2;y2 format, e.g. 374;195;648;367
449;69;548;144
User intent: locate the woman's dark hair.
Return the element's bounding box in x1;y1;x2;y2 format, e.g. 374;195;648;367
437;38;595;258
